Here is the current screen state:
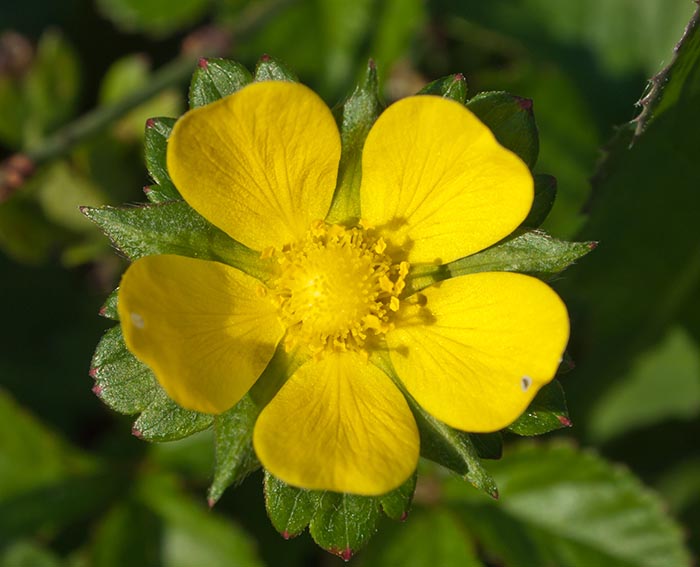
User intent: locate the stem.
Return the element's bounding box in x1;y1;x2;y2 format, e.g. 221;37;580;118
27;55;196;165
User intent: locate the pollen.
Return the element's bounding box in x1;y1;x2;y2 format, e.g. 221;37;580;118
270;221;409;356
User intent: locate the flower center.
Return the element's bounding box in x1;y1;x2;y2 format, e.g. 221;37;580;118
267;221;408;356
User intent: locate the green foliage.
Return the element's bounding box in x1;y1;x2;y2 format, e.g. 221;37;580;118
91;325;212;441
99;55;182;140
253;55;298;82
418;73;468;103
96;0;211;36
408;230;594;294
327;60;383;223
208;396;260;504
523;174;557;228
443;443;691;567
508;380;571;436
562;8;700;442
361;509;484;567
467;91;539;168
82;201;268;280
589;326;700;442
189;58;252;108
0;30;80;147
264;472;416;559
143;117;180;202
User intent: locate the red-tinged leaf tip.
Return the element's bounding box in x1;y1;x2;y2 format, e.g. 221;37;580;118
558;415;573;428
588;241;599;250
92;384;103;396
207;497;216;509
79;205;88;214
341;548;353;562
198;57;208;69
145;118;156;128
89;367;98;379
491;488;500;500
454;72;465;82
98;305;107;316
281;530;291;540
368;58;376;70
515;96;534;112
131;427;143;438
143;185;152;195
260;53;271;62
400;510;409;522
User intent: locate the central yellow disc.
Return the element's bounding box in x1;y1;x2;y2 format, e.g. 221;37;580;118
270;222;409;355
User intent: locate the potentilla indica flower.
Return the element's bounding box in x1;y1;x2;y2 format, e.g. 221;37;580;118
118;81;569;495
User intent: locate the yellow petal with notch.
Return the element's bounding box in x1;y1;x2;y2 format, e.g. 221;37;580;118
360;96;533;264
167;81;341;251
386;272;569;432
254;352;419;495
118;255;284;414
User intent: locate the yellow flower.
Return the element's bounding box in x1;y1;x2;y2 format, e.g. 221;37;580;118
117;81;569;496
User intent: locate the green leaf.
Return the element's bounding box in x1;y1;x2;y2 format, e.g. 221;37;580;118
99;288;120;320
368;0;426;75
91;502;161;567
91;325;211;441
81;201;269;281
91;326;158;415
316;0;374;92
467;91;539;168
561;8;700;434
0;390;93;498
447;230;593;279
24;31;81;144
469;432;503;460
99;55;182;141
445;442;692;567
264;472;321;540
0;541;62;567
418;74;468;103
208;395;261;505
96;0;211;37
407;230;594;295
508;380;571;436
189;58;252;108
379;473;416;521
143;117;180;202
133;388;213;442
253;55;298;82
308;492;382;561
0;196;59;265
588;326;700;443
138;473;263;567
326;61;383;224
372;352;498;498
362;508;485;567
522;174;557;228
263;472;417;556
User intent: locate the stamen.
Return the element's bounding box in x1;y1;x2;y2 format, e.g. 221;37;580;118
269;222;409;356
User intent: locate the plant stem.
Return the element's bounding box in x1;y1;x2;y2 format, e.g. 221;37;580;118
27;55;196;165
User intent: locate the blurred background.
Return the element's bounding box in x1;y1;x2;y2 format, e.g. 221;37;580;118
1;0;699;565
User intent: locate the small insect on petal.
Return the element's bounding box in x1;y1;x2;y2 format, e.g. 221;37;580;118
521;375;533;392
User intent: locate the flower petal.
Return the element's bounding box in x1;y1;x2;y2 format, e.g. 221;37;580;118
167;81;341;251
253;352;419;495
360;96;533;264
386;272;569;432
118;255;284;414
